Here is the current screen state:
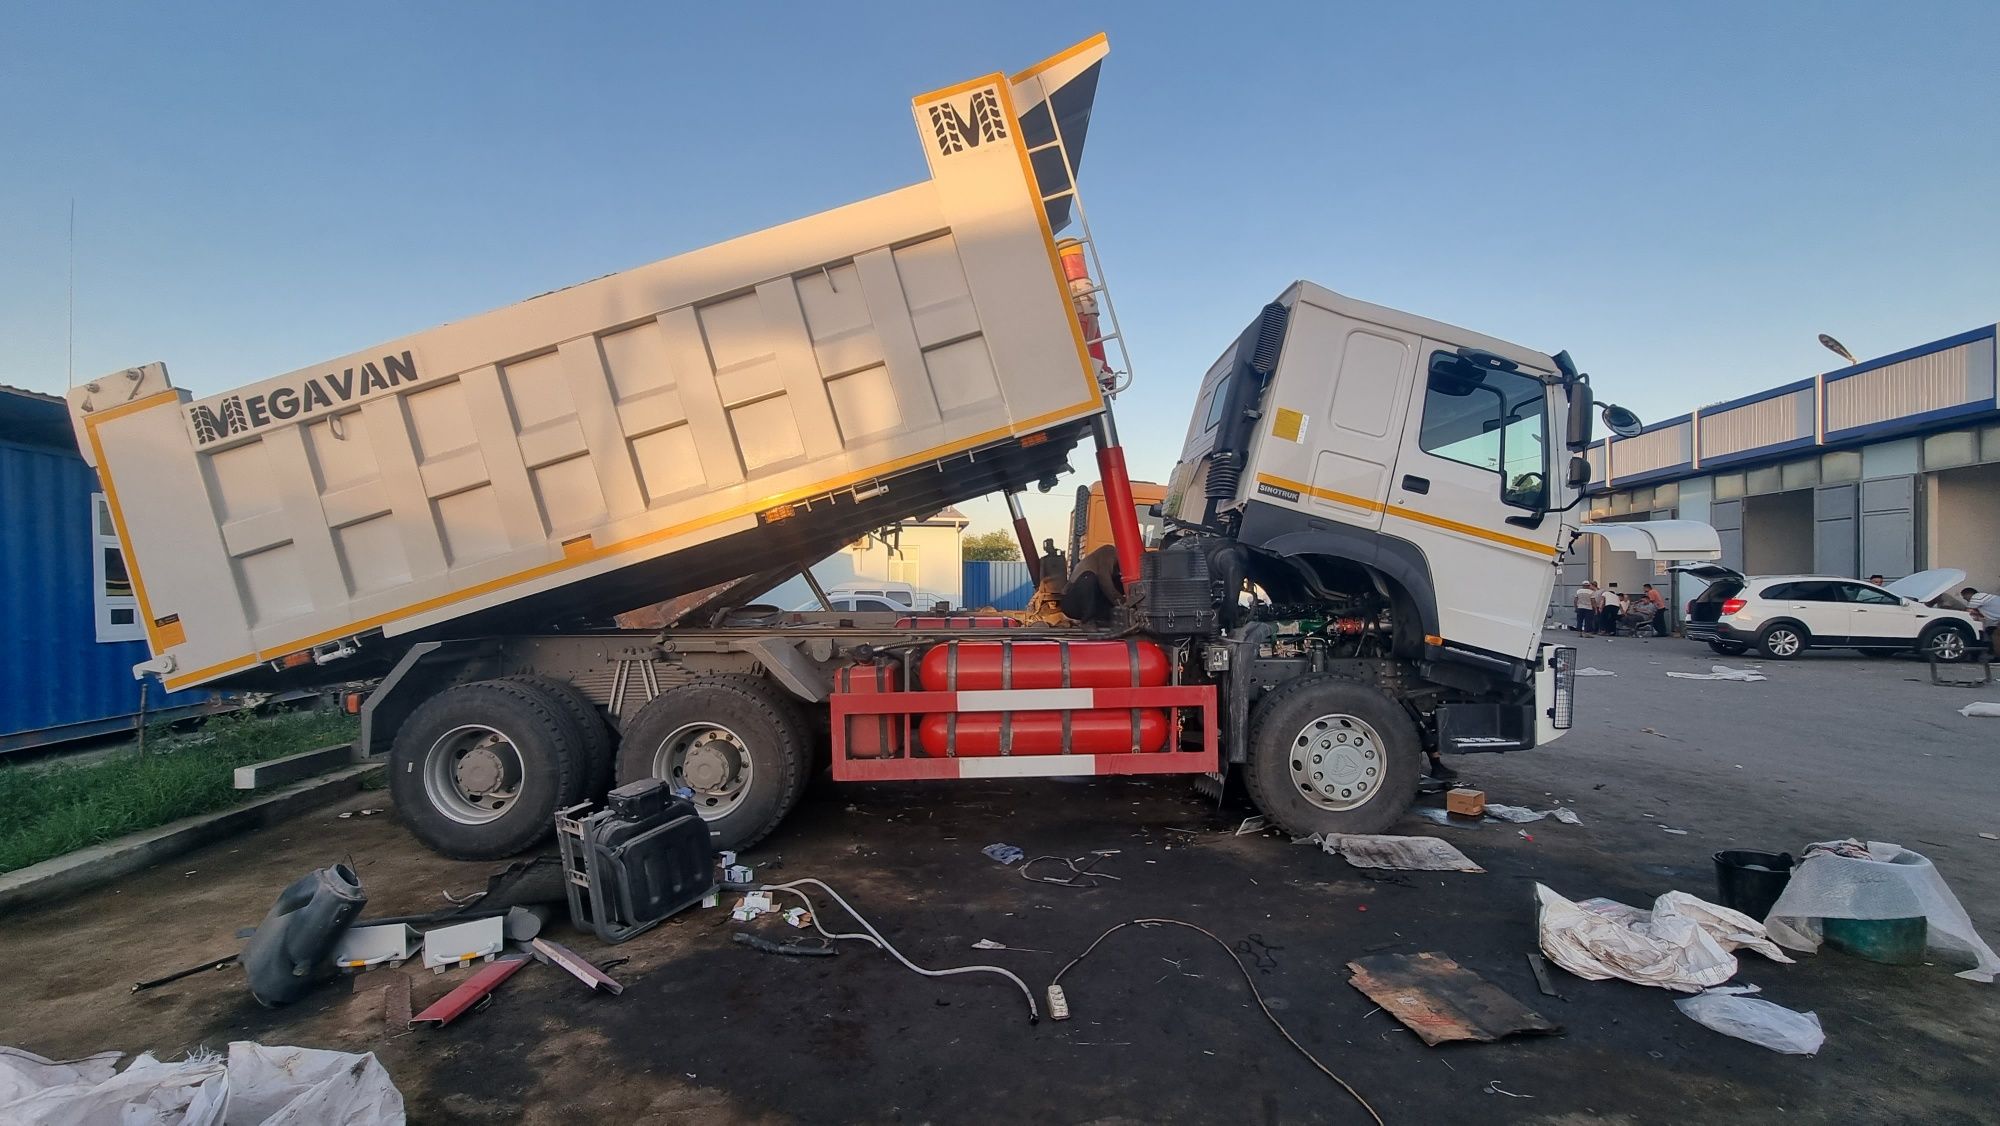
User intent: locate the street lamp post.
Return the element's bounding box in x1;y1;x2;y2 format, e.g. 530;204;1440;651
1818;333;1859;368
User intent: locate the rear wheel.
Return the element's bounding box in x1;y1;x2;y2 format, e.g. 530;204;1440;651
1243;678;1421;838
616;676;810;851
505;675;613;804
1707;640;1748;656
1756;623;1808;659
389;679;581;860
1920;623;1973;663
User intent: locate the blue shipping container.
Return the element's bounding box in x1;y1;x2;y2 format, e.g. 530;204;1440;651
1;388;213;751
961;559;1034;610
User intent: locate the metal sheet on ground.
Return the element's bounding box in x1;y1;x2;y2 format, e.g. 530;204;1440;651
1346;951;1561;1046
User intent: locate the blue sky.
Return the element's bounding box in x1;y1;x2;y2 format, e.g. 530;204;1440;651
4;2;1996;539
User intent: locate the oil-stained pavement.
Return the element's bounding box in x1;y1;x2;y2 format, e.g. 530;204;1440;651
2;633;1996;1124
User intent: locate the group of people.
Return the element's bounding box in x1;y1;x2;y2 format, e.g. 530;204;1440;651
1570;580;1668;637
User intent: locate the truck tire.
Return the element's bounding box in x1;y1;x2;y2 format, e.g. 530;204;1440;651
615;675;810;851
1243;677;1421;838
389;679;581;860
504;674;614;804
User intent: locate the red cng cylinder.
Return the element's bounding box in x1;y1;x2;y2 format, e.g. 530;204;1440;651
918;639;1169;691
916;639;1173;757
920;709;1168;757
832;663;901;759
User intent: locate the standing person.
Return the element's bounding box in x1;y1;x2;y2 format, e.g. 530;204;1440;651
1571;581;1598;633
1961;586;1998;640
1643;583;1670;636
1868;574;1886;587
1039;538;1067;584
1599;583;1624;637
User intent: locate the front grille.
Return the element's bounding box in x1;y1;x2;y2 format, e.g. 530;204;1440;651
1550;645;1576;730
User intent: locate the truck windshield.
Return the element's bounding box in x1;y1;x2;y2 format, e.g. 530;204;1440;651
1417;353;1548;509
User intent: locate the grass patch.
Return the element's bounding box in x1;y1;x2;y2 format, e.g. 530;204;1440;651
0;709;359;875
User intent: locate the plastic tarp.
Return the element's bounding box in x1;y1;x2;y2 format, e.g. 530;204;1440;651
1765;841;2000;983
1535;884;1793;993
0;1042;404;1124
1674;992;1824;1055
1666;665;1767;682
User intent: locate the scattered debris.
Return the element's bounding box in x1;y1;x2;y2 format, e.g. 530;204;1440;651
1641;727;1670;738
0;1042;405;1123
421;916;505;973
1237;815;1271;836
1765;840;2000;981
700;890;719;909
531;937;624;995
1446;788;1486;817
783;907;813;929
1666;665;1767;682
1412;807;1474;828
1981;833;1999;841
1020;853;1121;887
1525;952;1561;998
558;780;717;944
1483;1080;1533;1098
1675;992;1824;1054
1534;884;1793;992
1324;834;1484;873
242;863;367;1006
731;891;775;921
1346;952;1560;1046
723;864;755;884
335;807;384;819
1958;702;2000;718
1661;827;1690;835
131;953;238;994
733;932;836;957
332;923;420;971
410;956;531;1028
983;843;1026;865
1574;667;1617;677
1485;804;1582;825
972;938;1053;953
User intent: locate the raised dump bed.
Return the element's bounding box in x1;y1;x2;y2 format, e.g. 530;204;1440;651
69;37;1114;694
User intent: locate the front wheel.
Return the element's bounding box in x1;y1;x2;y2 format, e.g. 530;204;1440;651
1757;623;1808;659
1708;640;1748;656
1242;678;1422;838
1920;624;1973;663
616;676;810;851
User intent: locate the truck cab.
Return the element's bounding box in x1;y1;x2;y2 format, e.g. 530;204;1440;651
1168;283;1585;672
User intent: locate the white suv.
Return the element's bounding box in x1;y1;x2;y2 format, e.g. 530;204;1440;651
1677;566;1981;662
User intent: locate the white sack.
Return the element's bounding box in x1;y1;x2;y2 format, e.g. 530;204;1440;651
1666;665;1766;682
1535;884;1792;993
0;1042;403;1125
1675;992;1824;1054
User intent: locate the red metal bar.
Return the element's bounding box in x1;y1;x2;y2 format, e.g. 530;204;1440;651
409;956;530;1029
1004;491;1041;577
1092;417;1146;581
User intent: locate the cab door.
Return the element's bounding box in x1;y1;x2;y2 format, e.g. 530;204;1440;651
1385;344;1556;658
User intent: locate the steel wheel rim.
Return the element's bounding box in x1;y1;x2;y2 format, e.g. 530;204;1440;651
1930;631;1966;660
1288;713;1385;812
654;722;753;819
424;724;525;825
1768;629;1801;656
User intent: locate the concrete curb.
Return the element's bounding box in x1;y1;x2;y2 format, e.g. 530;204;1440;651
0;763;384;914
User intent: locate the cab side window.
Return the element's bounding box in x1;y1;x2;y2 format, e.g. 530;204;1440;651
1841;583;1899;605
1417;352;1548;509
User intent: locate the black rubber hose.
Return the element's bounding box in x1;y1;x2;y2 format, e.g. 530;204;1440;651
733;932;837;957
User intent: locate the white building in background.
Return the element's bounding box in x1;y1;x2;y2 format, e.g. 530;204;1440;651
763;507;970;610
1569;323;2000;627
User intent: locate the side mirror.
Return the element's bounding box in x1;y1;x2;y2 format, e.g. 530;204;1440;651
1566;384;1595;451
1600;403;1643;438
1567;455;1592;490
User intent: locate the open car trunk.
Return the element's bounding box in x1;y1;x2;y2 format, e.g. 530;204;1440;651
1671;563;1746;624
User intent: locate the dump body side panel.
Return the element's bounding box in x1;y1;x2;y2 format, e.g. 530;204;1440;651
72;58;1107;694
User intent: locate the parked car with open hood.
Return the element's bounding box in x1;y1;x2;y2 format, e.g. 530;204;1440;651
1677;565;1980;661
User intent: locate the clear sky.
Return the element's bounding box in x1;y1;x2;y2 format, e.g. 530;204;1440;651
4;2;1996;543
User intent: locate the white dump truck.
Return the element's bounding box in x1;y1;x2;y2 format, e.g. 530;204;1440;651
69;35;1715;859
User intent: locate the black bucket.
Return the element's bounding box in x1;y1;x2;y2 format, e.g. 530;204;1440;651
1713;850;1794;920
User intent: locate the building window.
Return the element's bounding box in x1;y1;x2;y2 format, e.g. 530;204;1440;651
92;494;144;643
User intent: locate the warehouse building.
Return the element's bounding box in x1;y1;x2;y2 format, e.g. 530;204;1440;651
1568;324;2000;629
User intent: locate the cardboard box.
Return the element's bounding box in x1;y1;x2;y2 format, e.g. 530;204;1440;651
1446;788;1486;817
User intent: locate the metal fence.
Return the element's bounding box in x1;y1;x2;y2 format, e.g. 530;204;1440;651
961;559;1034;610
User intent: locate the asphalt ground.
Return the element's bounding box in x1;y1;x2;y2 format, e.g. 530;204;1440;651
2;631;1996;1124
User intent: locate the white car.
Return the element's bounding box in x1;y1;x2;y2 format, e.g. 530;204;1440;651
1677;565;1982;661
787;594;912;613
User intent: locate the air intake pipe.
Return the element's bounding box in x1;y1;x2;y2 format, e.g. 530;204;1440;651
1203;302;1290;524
